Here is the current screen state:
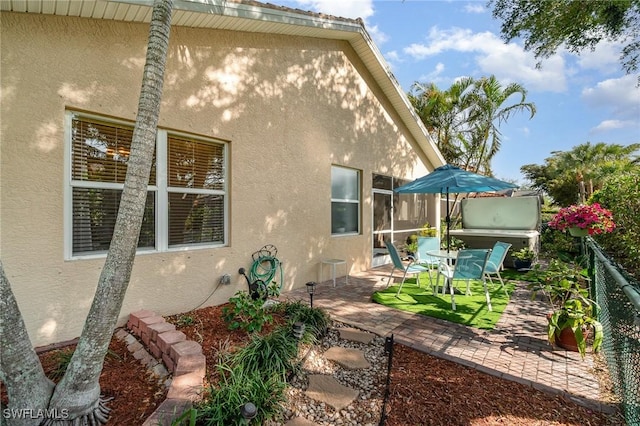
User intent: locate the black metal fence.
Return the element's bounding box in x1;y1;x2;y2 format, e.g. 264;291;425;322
587;239;640;425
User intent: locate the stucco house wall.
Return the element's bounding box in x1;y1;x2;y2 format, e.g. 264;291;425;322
0;8;441;346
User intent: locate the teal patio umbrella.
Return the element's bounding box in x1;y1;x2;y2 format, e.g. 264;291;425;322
395;164;518;251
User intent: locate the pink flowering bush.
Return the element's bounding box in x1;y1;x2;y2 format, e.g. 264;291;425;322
549;203;615;235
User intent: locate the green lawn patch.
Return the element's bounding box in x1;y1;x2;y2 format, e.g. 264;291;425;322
372;276;516;329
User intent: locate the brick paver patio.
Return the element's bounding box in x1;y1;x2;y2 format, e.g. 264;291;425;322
282;265;617;414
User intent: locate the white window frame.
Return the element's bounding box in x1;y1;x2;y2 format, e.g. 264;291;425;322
331;165;361;236
64;111;228;260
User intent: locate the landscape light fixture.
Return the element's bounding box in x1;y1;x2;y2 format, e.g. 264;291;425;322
305;281;316;308
241;402;257;422
292;321;306;340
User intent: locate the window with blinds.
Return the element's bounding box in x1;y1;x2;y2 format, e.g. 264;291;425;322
67;111;227;258
70;116;156;255
71;117;156;185
167;136;225;247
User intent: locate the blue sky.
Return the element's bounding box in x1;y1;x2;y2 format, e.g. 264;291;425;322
276;0;639;184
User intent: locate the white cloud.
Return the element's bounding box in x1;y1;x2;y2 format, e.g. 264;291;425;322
289;0;374;20
464;3;485;14
385;50;401;63
366;23;388;46
591;120;637;133
582;74;640;120
573;40;623;74
404;27;567;92
285;0;389;46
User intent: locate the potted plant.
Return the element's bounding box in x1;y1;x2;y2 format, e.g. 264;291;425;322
526;260;603;358
548;203;615;237
512;247;535;269
405;223;438;255
547;298;603;358
405;234;418;256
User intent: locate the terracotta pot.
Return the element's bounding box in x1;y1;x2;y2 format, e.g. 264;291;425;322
556;326;591;352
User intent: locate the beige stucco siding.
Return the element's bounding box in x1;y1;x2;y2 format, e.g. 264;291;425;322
0;12;433;346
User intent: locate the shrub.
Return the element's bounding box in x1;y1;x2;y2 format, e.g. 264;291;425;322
193;362;286;425
540;225;579;261
231;325;300;381
590;172;640;279
277;300;331;340
222;291;273;333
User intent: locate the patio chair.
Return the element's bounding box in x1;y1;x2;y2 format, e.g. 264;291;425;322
384;241;432;297
484;241;512;297
411;236;440;285
437;248;492;311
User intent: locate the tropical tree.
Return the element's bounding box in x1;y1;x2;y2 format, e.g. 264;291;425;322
466;76;536;174
409;75;536;175
490;0;640;74
409;77;476;165
521;142;640;206
0;0;173;423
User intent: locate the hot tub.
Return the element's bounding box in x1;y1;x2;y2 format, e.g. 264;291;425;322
448;196;541;268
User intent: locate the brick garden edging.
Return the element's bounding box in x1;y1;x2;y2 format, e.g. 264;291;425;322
125;309;205;426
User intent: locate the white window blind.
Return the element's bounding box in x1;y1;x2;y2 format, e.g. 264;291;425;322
67;112;227;258
167;135;225;247
70;116;155;255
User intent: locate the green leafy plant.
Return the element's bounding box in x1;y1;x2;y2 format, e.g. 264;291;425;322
540;224;579;261
406;223;439;254
525;260;602;359
512;247;535;261
231;325;300;381
276;300;331;340
194;361;286;425
176;314;195;327
548;298;603;359
418;222;438;237
449;237;466;250
525;260;588;307
222;290;273;333
405;234;418;255
590;172;640;279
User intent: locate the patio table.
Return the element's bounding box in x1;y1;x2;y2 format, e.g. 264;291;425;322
426;250;468;295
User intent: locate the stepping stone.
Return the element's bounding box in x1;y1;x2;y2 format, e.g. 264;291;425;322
305;374;359;411
285;416;319;426
337;327;375;344
324;346;371;369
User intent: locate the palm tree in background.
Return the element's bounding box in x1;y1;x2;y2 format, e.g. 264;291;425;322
521;142;640;206
554;142;640;203
409;75;536;176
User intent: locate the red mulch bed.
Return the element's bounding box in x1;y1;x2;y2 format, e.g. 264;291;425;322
1;304;625;425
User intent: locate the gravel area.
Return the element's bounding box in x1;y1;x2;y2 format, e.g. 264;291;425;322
266;322;389;426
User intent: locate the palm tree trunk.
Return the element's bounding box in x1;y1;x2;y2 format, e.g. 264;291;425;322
0;261;55;426
47;0;174;419
0;1;173;423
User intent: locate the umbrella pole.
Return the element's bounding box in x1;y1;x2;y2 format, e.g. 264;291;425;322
445;190;451;253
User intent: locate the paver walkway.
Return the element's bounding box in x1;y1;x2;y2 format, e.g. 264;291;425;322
282;266;617;414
